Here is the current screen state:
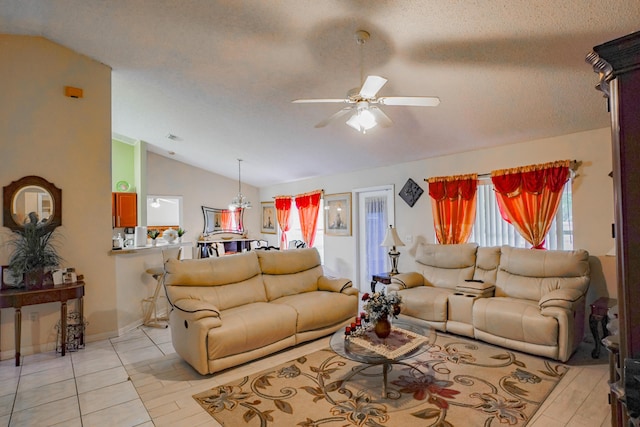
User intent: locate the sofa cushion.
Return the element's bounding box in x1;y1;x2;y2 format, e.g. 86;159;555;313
257;248;321;274
208;302;297;360
165;251;261;286
165;254;268;310
272;291;357;332
473;246;501;284
257;248;325;300
397;286;454;323
473;297;558;346
413;243;478;289
495;246;590;301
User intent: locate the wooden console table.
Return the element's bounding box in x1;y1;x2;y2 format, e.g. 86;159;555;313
0;282;85;366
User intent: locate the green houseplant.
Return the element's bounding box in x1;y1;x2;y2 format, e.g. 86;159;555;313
8;212;61;289
148;229;160;246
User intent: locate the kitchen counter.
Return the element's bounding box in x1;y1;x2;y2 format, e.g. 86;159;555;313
109;240;192;256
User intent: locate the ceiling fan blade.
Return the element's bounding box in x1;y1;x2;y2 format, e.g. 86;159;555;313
377;96;441;107
292;98;348;104
315;107;354;128
369;106;393;128
359;75;388;98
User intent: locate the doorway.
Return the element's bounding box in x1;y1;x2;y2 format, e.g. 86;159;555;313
355;185;395;291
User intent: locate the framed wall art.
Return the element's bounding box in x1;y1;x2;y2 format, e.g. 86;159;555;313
261;201;277;234
399;178;424;207
324;193;351;236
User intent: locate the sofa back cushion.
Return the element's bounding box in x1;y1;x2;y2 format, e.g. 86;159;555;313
473;246;501;284
495;246;590;301
414;243;478;289
257;248;323;300
164;251;267;309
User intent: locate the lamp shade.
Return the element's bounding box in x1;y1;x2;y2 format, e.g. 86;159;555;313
381;225;405;247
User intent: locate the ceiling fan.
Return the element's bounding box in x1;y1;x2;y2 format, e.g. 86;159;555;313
292;30;440;133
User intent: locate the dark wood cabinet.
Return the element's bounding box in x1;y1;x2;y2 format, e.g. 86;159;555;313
112;192;137;228
587;30;640;426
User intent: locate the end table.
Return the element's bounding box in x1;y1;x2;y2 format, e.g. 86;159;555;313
371;273;392;293
590;296;617;358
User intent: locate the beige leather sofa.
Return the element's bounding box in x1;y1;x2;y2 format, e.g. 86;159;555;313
388;243;590;362
164;248;358;375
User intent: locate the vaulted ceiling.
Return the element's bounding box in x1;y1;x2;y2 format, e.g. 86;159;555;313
2;1;638;186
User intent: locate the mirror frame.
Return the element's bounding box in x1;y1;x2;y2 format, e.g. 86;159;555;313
3;176;62;232
202;206;244;235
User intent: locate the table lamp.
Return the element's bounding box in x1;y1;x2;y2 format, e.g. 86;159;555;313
381;225;405;275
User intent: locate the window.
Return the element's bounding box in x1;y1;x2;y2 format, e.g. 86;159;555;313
279;200;324;262
469;179;573;250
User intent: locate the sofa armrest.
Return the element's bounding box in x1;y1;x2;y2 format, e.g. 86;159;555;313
172;299;222;324
390;272;424;290
539;289;584;310
318;276;354;293
455;280;496;297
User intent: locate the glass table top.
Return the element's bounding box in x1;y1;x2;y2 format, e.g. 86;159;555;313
329;319;437;364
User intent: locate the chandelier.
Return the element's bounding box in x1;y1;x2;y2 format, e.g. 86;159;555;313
229;159;251;211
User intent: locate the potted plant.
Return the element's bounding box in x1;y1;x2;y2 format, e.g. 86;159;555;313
148;229;160;246
8;212;61;289
177;228;187;242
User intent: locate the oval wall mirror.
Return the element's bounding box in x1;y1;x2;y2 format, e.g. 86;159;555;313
3;176;62;232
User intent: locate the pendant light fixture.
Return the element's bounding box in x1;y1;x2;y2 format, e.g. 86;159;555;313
229;159;251;211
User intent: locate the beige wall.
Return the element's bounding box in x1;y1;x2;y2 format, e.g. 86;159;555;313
0;35;116;358
260;128;617;304
146;152;260;243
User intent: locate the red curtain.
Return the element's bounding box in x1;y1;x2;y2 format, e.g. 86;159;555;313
294;190;322;247
427;174;478;244
491;160;570;249
275;196;292;249
220;210;233;230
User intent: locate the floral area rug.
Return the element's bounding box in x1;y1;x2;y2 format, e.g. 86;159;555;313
193;333;567;426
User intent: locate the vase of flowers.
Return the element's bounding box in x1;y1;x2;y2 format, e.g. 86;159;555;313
177;228;186;242
361;290;402;339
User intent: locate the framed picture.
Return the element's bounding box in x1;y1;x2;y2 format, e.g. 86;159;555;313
399;178;424;207
324;193;351;236
261;202;277;234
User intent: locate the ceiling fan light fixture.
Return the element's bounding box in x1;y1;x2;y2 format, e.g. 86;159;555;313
346;104;377;133
229;159;252;211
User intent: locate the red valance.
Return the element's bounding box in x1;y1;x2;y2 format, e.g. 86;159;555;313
427;174;478;202
492;160;570;196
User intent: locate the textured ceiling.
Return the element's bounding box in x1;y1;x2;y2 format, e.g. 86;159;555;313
2;0;638;186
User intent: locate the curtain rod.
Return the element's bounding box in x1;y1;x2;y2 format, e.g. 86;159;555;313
473;160;581;179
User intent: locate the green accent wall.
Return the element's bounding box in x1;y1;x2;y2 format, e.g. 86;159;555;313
112;140;136;192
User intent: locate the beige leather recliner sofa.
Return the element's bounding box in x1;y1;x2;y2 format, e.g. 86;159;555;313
163;248;358;375
388;243;590;362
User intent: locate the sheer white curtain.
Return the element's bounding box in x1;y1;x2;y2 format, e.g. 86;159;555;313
365;195;388;280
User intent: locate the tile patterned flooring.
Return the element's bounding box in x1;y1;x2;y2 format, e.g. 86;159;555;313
0;325;612;426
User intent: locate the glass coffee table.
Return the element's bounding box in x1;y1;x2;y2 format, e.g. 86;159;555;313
329;320;437;399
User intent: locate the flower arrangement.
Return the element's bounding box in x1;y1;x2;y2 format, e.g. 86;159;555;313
177;228;187;237
361;290;402;323
147;229;160;240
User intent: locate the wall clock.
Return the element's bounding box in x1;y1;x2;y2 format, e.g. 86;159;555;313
399;178;424;207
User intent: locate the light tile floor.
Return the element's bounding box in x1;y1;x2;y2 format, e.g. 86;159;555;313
0;325;612;426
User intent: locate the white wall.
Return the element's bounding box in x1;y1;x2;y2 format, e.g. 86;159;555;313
146;152;261;245
260;128;616;303
0;35;116;358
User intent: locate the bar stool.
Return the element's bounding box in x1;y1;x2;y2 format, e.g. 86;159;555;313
144;247;182;328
